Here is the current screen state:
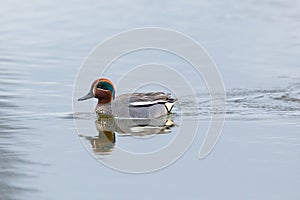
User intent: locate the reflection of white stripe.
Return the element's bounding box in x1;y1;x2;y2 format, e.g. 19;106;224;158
130;100;165;106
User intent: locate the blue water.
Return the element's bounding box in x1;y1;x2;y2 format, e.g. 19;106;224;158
1;0;300;199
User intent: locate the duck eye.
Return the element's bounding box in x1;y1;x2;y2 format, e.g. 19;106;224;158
97;82;105;89
97;82;111;90
96;81;114;97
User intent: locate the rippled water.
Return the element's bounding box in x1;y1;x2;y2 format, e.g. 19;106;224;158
196;83;300;120
1;0;300;199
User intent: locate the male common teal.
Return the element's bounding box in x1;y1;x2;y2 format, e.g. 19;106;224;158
78;78;177;118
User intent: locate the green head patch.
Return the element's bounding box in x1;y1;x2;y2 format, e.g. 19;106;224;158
97;81;115;99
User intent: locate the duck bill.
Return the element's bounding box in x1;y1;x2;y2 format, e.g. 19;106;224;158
78;92;94;101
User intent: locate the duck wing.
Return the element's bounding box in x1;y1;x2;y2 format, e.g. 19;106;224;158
112;93;177;118
120;92;177;112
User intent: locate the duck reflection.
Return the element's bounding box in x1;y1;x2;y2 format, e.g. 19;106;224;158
84;129;116;154
82;115;176;154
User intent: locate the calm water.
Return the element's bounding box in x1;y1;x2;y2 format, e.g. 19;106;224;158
1;0;300;199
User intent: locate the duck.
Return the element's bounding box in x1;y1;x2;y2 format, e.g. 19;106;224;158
78;78;177;118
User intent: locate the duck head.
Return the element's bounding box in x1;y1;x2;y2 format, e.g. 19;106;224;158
78;78;115;104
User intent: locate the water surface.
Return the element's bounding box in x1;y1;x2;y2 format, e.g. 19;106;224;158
1;0;300;199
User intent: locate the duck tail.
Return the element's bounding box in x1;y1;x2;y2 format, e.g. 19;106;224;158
165;98;177;112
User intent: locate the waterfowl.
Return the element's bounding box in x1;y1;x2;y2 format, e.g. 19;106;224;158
78;78;177;118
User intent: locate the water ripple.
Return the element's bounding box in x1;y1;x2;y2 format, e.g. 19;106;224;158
178;83;300;121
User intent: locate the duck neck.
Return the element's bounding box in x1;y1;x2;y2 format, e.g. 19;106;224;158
97;98;112;105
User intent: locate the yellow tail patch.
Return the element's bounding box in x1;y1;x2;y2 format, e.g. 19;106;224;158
165;102;174;112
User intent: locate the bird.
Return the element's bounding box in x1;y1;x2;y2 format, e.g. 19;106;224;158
78;78;177;118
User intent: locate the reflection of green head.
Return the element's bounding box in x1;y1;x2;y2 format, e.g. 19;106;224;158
93;130;116;153
97;81;115;99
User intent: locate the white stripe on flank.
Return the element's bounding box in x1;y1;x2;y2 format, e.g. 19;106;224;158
129;100;165;106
